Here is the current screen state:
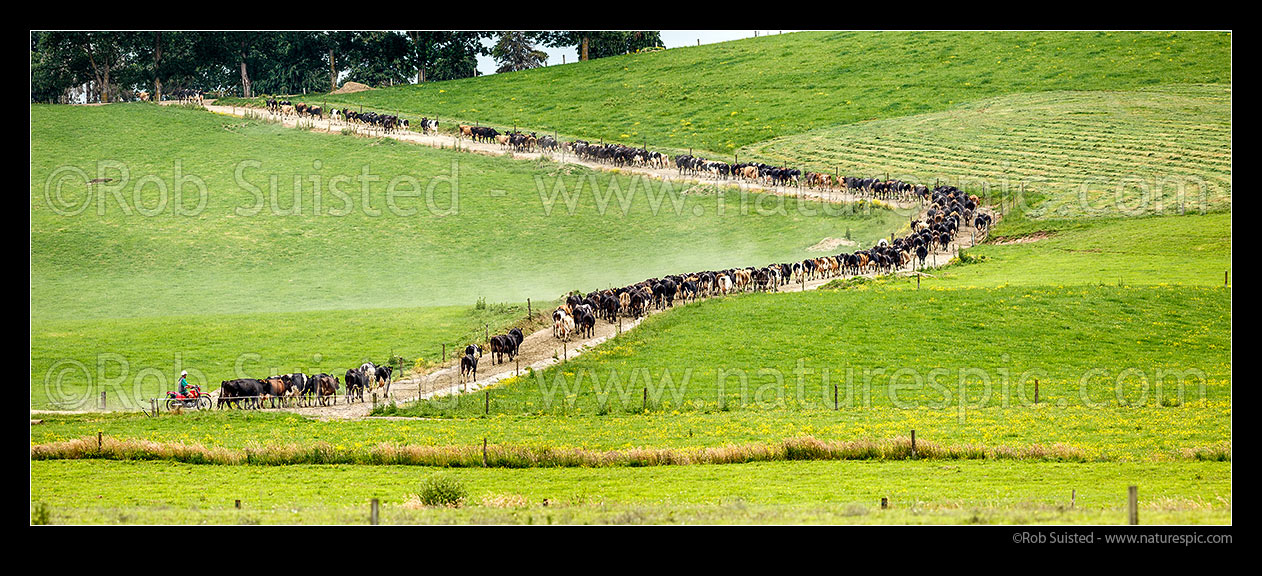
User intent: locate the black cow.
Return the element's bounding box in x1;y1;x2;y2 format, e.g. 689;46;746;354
460;353;478;383
345;368;367;403
374;365;393;393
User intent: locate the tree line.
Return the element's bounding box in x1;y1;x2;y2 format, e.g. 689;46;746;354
30;31;664;104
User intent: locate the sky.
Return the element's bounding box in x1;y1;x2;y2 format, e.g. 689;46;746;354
474;31;799;76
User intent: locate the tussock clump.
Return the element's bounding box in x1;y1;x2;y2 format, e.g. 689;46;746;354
1181;442;1231;461
480;493;531;509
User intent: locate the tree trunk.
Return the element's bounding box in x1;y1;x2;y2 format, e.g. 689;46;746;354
240;58;252;98
329;47;337;92
101;58;111;103
580;36;589;61
84;40;107;103
154;32;163;103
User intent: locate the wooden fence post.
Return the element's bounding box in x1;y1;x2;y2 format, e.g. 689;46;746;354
442;344;446;363
643;388;648;412
482;438;489;467
100;391;106;410
97;431;102;452
910;429;917;459
1071;489;1076;510
1128;486;1139;525
370;498;379;525
1034;379;1039;404
484;390;489;415
527;298;531;318
833;384;838;410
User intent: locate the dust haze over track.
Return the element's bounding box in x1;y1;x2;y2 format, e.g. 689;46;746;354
164;100;990;419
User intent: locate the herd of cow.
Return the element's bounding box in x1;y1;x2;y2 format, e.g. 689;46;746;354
216;362;394;409
457;125;560;152
263;99;442;135
545;184;991;342
209;101;995;409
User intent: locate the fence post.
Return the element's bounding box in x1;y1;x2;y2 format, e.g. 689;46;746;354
910;429;917;459
527;298;531;318
484;390;489;415
100;391;106;410
1071;489;1076;510
643;388;648;412
1034;379;1039;404
442;344;446;363
482;438;489;467
370;498;379;525
97;431;102;453
833;384;838;410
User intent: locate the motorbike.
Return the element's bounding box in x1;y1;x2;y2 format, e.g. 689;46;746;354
165;384;211;411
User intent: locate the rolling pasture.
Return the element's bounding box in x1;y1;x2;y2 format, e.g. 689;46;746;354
30;103;900;408
237;31;1231;158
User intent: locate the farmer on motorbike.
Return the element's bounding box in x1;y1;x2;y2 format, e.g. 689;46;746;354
177;370;189;397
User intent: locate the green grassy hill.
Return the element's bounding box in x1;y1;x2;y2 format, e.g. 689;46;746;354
31;103;900;407
268;31;1229;157
744;85;1232;218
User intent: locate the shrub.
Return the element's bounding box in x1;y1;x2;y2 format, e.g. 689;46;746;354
31;502;51;525
416;474;467;507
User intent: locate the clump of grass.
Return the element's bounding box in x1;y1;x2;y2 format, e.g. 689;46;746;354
1181;442;1231;461
31;502;51;525
416;474;467;507
480;493;530;508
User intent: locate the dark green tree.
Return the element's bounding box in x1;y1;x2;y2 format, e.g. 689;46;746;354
492;31;548;73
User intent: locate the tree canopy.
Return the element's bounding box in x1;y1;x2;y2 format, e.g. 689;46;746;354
29;30;523;103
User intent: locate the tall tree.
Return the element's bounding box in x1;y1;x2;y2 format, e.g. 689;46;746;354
406;30;449;84
430;32;493;81
341;31;413;87
492;31;547;73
